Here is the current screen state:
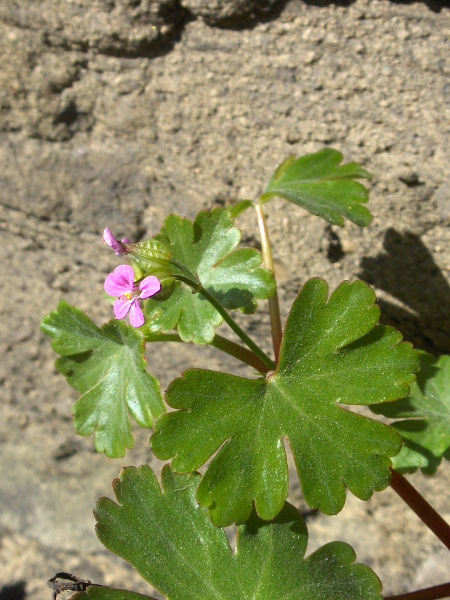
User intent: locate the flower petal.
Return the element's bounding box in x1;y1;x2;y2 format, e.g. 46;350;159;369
129;300;145;328
104;265;136;297
103;228;126;255
114;298;132;320
139;276;161;299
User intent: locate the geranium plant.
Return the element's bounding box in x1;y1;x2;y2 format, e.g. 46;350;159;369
42;149;450;600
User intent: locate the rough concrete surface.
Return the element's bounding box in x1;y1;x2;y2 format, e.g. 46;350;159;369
0;0;449;598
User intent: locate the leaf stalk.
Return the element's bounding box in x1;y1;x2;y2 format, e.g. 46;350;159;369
254;201;283;361
173;272;276;371
390;470;450;551
384;582;450;600
143;331;270;374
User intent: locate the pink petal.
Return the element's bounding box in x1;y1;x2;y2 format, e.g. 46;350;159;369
122;238;132;244
114;298;132;320
104;265;136;297
139;276;161;299
103;228;126;255
129;300;145;328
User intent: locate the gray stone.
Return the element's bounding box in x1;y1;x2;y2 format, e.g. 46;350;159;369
181;0;280;26
434;180;450;223
1;0;450;598
0;0;184;55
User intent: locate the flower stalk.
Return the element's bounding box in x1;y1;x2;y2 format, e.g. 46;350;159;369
172;271;276;371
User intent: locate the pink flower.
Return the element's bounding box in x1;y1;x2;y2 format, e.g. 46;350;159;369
104;265;161;328
103;228;131;255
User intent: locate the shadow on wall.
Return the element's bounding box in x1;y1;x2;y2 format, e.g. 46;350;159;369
0;582;26;600
388;0;450;13
197;0;291;30
303;0;450;12
359;228;450;355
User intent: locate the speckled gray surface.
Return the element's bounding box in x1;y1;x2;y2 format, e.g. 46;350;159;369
1;1;449;598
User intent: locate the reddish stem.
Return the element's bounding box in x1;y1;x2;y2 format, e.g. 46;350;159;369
384;582;450;600
390;470;450;551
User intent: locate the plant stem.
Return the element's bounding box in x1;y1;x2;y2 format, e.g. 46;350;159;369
212;334;270;373
254;202;283;362
143;331;270;374
169;259;196;280
198;282;276;371
143;332;184;344
384;582;450;600
390;469;450;551
173;273;276;371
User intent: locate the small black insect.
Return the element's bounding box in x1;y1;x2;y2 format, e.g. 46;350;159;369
47;573;92;600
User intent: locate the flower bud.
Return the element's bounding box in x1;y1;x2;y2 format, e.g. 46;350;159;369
125;238;175;299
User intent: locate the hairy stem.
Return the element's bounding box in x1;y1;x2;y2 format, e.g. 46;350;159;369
212;334;271;373
390;470;450;551
174;273;276;371
254;202;283;361
384;582;450;600
143;331;270;374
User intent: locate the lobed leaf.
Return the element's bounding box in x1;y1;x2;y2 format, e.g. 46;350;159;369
93;464;383;600
144;209;275;344
371;352;450;474
152;278;419;525
71;586;156;600
41;301;165;458
227;199;254;219
261;148;372;226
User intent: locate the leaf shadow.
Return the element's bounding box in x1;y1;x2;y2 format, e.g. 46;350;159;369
56;350;93;378
0;582;26;600
341;323;387;351
413;352;440;394
358;228;450;354
244;503;307;537
393;419;428;435
394;437;442;475
204;286;256;313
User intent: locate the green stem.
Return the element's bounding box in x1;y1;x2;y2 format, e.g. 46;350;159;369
390;470;450;551
384;582;450;600
143;331;270;374
255;202;283;362
143;332;183;344
169;259;196;280
172;273;276;371
198;283;276;371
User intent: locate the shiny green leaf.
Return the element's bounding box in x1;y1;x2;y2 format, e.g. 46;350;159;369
371;352;450;474
152;279;419;525
227;199;254;219
261;149;372;226
71;586;155;600
41;301;164;458
94;465;382;600
144;209;275;344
